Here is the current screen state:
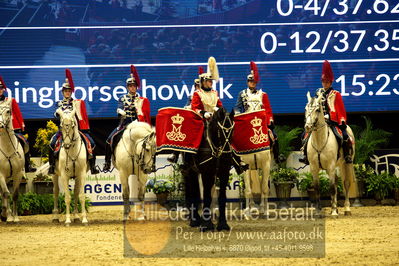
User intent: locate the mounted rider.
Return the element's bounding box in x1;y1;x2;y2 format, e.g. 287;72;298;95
190;57;247;174
0;75;36;172
102;65;151;172
234;61;280;162
300;60;353;164
48;69;99;174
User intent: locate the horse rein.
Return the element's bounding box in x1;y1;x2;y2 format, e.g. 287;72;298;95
200;113;235;165
0;106;22;178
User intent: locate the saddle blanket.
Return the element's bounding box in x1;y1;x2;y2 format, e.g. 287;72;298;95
156;107;204;154
54;131;93;155
232;110;270;155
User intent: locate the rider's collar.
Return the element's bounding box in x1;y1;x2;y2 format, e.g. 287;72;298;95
202;87;212;92
324;87;333;95
127;93;137;98
248;87;257;94
63;97;73;102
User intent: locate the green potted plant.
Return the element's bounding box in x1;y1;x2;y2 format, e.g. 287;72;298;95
351;116;391;206
297;171;343;203
274;125;302;168
391;175;399;205
365;172;392;205
34;121;59;164
271;167;299;208
33;173;53;194
146;177;175;206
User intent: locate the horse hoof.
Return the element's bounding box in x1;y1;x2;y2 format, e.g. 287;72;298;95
217;221;230;231
344;211;352;216
65;223;71;227
200;221;215;232
52;219;60;223
0;215;7;222
331;214;338;219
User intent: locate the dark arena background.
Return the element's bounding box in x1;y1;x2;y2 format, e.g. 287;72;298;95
0;0;398;265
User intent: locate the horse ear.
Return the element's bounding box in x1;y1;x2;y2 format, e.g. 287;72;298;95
306;91;311;103
229;108;235;120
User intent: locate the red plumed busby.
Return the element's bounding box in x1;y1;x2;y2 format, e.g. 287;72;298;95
198;66;204;75
247;61;259;83
321;60;334;82
0;75;6;89
127;65;141;89
62;69;75;92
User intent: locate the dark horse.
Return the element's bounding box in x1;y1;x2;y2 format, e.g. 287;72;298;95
182;107;237;232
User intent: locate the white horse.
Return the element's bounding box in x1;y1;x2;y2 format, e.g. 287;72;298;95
113;121;156;221
241;150;271;217
305;91;355;217
0;98;25;222
52;107;89;225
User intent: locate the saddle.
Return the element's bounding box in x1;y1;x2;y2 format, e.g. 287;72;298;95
15;133;29;153
109;125;127;155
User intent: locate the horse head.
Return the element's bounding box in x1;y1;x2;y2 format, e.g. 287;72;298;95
0;98;13;131
136;130;156;174
305;91;326;132
209;107;235;153
58;108;78;149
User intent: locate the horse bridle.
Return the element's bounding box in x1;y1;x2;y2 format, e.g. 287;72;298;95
136;132;156;173
306;96;327;132
202;112;235;165
61;115;79;150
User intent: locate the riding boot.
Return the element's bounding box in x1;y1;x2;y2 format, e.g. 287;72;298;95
299;135;310;165
89;155;100;174
232;152;248;175
167;151;179;163
48;151;56;174
103;143;112;172
341;127;353;164
24;152;36;172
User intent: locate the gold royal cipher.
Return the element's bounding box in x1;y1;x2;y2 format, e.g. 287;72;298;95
166;113;187;142
249;116;268;145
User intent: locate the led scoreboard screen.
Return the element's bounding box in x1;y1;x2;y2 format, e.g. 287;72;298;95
0;0;398;119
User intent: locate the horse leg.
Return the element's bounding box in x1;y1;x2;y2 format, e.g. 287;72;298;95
243;170;254;218
52;174;60;223
327;169;338;217
343;164;353;216
216;168;230;231
119;171;130;221
73;177;81;222
11;177;21;222
78;175;88;225
0;176;11;222
260;156;271;217
61;176;71;225
183;169;201;227
310;165;322;217
200;170;216;232
135;172;147;221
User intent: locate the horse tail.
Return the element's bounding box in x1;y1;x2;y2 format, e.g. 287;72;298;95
342;162;356;184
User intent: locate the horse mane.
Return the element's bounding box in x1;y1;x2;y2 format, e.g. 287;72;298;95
126;121;154;140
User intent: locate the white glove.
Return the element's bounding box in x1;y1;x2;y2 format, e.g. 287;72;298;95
204;112;212;119
324;114;329;120
117;109;126;117
213;107;219;112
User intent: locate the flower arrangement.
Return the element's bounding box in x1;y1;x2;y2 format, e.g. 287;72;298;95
34;121;58;163
271;167;299;183
146;178;175;194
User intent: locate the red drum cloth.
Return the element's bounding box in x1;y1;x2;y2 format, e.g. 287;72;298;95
232;110;270;155
156;107;204;154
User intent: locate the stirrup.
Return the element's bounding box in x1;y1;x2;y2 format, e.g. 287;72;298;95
167;154;178;163
344;156;353;164
299;156;309;165
102;162;111;172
